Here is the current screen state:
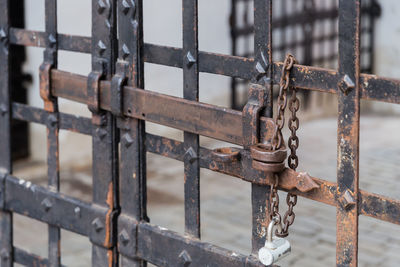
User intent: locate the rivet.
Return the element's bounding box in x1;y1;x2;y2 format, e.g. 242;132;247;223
123;133;134;147
186;52;196;67
48;34;57;46
121;0;131;14
119;229;130;246
97;40;107;55
74;207;81;218
122;44;130;59
338;189;356;210
338;74;355;95
0;28;7;42
184;147;198;164
97;0;107;14
96;128;108;140
0;104;8;116
179;250;192;266
48;114;58;127
92;218;104;232
0;249;9;261
41;198;53;212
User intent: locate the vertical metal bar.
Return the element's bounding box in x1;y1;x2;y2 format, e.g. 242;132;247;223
0;0;13;266
337;0;361;266
230;0;238;109
117;0;147;265
90;0;118;266
182;0;200;238
252;0;273;253
43;1;60;266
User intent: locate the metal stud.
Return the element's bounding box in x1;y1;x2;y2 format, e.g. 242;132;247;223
97;0;107;14
97;40;107;55
92;218;104;232
0;28;7;42
122;44;130;59
48;114;58;127
186;51;196;67
96;128;108;140
0;104;7;116
119;229;130;246
48;34;57;46
338;189;356;210
123;133;134;147
74;207;81;218
184;147;198;164
41;198;53;212
179;250;192;267
338;74;355;95
121;0;131;14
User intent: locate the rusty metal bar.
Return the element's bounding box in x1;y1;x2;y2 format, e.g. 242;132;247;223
12;103;92;135
0;0;13;265
116;0;147;266
42;0;61;265
145;133;400;226
182;0;201;238
7;28;400;104
336;1;361;266
89;0;119;265
251;0;273;254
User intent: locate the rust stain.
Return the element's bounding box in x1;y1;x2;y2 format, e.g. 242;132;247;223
104;182;114;247
107;250;113;267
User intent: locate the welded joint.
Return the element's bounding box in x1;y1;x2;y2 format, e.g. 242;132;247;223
87;59;106;114
338;189;356;210
338;74;355;95
111;60;129;117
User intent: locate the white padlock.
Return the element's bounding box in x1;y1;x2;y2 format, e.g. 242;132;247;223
258;219;291;266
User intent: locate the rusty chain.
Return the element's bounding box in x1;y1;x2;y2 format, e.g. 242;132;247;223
269;54;300;238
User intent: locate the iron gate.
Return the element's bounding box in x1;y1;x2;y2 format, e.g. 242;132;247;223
0;0;399;266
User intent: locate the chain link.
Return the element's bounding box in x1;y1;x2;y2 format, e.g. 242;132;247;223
269;54;300;238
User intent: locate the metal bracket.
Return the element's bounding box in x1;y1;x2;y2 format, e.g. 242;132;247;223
242;83;268;149
39;62;56;112
111;60;129;117
87;59;106;114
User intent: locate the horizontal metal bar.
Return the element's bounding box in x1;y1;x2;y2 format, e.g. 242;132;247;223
51;70;275;145
13;247;66;267
146;133;400;226
3;175;108;239
8;29;400;104
9;28;91;53
137;222;263;267
12;102;92;135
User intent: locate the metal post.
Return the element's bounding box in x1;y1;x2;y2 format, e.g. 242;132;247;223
337;0;361;266
0;0;13;266
182;0;201;238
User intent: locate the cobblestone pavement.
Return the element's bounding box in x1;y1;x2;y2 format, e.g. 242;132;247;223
12;116;400;266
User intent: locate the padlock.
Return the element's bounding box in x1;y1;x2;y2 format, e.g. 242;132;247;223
258;218;291;266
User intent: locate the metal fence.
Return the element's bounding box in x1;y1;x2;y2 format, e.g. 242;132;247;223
0;0;398;266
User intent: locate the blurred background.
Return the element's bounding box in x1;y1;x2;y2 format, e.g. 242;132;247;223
10;0;400;266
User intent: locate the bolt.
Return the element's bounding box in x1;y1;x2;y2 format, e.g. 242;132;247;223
179;250;192;267
338;74;355;95
97;0;107;14
186;52;196;67
92;218;104;232
119;229;130;246
184;147;198;164
41;198;52;212
339;189;356;210
122;44;130;59
74;207;81;218
97;40;107;55
122;133;134;147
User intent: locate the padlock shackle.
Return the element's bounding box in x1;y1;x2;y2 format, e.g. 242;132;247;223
267;218;279;244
